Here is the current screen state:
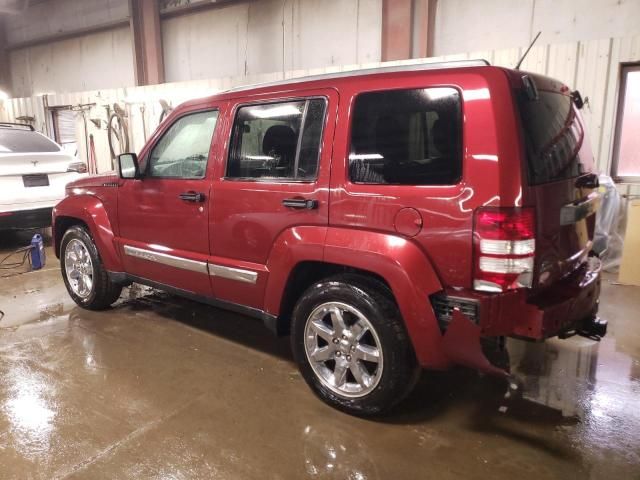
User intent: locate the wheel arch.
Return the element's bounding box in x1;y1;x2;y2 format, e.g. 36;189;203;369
53;195;122;272
265;226;449;368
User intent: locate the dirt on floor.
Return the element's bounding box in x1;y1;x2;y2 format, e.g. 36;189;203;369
0;230;639;479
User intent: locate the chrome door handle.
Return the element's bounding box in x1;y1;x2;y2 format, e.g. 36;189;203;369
179;191;205;202
282;198;318;210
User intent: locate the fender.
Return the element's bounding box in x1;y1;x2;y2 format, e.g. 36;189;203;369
52;195;123;272
323;227;448;369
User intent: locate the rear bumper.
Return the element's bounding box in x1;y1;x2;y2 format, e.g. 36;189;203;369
435;258;601;375
438;257;602;341
0;207;53;230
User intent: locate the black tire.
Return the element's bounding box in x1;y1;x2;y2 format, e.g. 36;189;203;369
291;274;420;416
60;225;122;310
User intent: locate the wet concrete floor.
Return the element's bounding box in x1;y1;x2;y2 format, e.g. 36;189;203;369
0;230;639;479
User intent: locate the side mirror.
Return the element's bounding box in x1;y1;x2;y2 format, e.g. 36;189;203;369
118;153;140;179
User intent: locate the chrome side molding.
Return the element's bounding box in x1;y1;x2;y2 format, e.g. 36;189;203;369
208;264;258;284
123;245;209;275
123;245;258;284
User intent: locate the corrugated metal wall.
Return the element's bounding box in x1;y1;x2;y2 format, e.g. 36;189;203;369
1;35;639;188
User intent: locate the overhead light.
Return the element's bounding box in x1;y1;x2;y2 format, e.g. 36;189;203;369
0;90;9;101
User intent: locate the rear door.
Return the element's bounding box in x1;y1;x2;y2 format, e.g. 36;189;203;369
117;107;222;297
517;77;598;289
210;89;337;309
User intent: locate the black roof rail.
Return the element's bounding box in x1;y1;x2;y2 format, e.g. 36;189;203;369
0;122;35;131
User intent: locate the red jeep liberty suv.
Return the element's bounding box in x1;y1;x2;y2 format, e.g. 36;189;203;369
53;60;605;416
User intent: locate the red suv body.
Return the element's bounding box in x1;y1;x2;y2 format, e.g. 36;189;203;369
53;61;604;415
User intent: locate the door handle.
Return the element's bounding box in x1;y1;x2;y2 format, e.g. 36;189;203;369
282;198;318;210
179;191;205;203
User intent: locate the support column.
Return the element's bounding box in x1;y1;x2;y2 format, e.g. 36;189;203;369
0;19;11;95
129;0;164;86
381;0;412;61
382;0;437;61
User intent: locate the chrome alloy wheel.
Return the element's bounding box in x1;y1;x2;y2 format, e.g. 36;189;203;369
304;302;383;398
64;239;94;298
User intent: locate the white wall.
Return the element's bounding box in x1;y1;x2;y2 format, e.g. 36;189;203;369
162;0;382;82
9;26;136;98
434;0;640;55
4;0;129;45
2;33;640;198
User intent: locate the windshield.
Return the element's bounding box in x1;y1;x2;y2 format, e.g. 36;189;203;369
518;90;588;185
0;129;60;153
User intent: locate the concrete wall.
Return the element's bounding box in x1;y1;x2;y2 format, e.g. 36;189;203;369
9;26;135;98
4;0;129;45
433;0;640;55
162;0;382;82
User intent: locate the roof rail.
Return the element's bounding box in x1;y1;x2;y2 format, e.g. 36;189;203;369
0;122;35;131
226;59;491;94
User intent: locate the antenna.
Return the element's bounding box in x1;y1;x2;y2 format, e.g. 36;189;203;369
515;31;542;70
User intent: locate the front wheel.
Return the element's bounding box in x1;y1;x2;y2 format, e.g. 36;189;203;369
60;225;122;310
291;274;419;416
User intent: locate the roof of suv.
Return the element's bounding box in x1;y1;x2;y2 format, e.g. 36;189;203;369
226;59;491;94
180;59;494;109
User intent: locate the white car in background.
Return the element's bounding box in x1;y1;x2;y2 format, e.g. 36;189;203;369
0;123;88;230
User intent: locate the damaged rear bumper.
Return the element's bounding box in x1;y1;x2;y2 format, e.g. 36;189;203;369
436;257;603;375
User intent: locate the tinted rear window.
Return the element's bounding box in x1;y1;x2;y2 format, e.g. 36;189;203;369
518;91;587;185
0;129;60;153
349;87;462;185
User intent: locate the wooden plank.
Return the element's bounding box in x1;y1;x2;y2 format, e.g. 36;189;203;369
619;200;640;286
492;48;521;69
546;41;579;88
519;44;548;75
574;38;613;172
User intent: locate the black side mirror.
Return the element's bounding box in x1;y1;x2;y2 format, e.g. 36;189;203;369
118;153;140;179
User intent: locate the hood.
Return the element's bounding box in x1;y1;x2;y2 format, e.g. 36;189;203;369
67;171;118;189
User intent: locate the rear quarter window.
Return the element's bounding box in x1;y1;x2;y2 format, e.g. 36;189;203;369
0;130;60;153
349;87;462;185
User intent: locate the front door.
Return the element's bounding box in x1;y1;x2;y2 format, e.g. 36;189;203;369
117;107;222;297
210;89;338;309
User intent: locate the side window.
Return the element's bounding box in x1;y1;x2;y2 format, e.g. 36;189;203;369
148;110;218;179
227;98;327;180
349;88;462;185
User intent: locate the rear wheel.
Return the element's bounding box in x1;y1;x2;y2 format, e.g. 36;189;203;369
291;274;419;416
60;225;122;310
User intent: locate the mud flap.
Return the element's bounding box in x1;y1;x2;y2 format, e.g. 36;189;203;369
442;309;509;377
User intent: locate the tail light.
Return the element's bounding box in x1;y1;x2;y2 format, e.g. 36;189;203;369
67;161;88;173
473;207;535;292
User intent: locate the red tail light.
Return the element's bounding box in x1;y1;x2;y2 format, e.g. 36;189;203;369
473;207;536;292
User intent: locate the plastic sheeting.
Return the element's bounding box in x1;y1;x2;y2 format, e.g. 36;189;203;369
593;175;624;270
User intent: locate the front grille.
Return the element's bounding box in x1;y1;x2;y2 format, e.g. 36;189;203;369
430;293;479;331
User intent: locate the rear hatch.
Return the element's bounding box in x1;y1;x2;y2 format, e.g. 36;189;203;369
0;128;70;175
516;75;598;290
0;128;77;208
